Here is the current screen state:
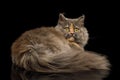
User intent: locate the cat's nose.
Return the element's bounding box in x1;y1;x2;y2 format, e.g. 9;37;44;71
70;31;74;34
70;33;75;37
70;33;74;35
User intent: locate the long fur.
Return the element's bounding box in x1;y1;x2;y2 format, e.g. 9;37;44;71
11;27;110;73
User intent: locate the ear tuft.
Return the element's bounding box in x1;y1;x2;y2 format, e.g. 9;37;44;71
57;13;66;25
78;14;85;23
81;14;85;19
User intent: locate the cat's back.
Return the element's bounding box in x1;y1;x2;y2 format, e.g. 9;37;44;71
11;27;68;55
19;27;63;40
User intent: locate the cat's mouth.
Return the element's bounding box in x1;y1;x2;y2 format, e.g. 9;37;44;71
67;37;80;45
65;34;79;44
67;37;75;42
65;33;76;42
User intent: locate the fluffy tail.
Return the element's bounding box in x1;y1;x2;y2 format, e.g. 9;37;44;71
46;51;111;72
12;46;111;73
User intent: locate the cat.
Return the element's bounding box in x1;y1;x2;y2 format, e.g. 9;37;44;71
11;13;110;73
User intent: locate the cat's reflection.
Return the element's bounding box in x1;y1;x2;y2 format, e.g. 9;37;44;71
11;65;109;80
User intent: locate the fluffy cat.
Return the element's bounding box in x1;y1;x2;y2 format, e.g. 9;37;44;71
11;13;110;73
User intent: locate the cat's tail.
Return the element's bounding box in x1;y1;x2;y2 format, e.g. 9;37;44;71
12;46;111;73
47;50;111;73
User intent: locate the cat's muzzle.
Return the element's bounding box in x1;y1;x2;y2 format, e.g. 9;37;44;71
66;33;76;38
66;33;76;42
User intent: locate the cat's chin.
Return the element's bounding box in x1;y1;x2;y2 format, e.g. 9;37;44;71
67;37;75;42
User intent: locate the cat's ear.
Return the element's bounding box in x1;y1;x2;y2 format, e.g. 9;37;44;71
76;14;85;26
78;14;85;23
57;13;66;25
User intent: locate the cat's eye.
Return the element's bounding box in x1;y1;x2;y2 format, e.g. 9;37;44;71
64;28;69;32
74;28;79;32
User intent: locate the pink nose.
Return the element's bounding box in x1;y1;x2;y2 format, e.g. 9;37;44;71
69;30;74;36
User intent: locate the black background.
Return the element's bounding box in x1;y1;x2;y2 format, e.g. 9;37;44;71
1;1;119;80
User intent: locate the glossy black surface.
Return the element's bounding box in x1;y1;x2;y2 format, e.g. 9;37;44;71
11;65;110;80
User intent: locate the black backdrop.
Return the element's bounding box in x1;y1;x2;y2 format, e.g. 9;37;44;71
1;1;119;80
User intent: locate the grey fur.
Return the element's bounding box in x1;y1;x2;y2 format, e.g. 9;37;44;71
11;14;110;73
55;13;88;47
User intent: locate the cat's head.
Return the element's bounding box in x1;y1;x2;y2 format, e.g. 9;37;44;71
55;13;89;47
